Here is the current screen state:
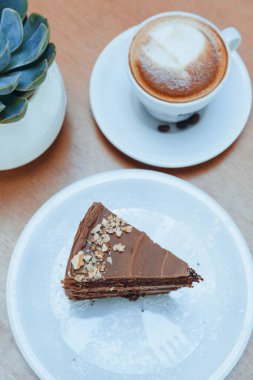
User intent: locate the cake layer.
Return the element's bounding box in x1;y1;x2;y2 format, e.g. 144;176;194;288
65;285;182;300
63;270;199;289
63;273;199;300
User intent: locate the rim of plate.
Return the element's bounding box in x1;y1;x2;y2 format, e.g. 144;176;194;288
89;27;252;168
7;169;253;380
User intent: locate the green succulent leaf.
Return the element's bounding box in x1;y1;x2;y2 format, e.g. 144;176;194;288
11;42;56;71
0;94;28;123
14;89;34;99
37;42;56;67
23;13;49;42
0;33;11;72
3;59;48;92
0;72;19;94
17;59;48;91
0;100;5;112
1;8;23;53
7;23;50;70
0;0;28;21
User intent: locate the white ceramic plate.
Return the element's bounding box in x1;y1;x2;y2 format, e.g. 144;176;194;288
7;169;253;380
90;28;252;168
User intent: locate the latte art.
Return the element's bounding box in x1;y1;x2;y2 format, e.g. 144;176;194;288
129;16;228;103
143;23;206;70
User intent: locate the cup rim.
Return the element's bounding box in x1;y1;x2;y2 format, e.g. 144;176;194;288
127;11;231;108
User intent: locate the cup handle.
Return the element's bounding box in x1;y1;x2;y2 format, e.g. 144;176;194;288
221;27;241;51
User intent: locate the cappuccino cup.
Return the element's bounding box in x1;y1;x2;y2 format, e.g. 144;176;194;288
127;12;241;122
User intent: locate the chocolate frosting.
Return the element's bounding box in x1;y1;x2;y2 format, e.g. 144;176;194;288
63;203;202;299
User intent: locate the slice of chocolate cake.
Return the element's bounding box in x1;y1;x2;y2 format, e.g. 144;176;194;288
62;202;202;300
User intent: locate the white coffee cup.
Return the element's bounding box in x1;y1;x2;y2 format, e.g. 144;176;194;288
126;11;241;122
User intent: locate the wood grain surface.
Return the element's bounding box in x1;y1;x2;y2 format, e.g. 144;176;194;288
0;0;252;379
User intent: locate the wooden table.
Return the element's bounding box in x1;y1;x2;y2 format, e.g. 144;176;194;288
0;0;252;378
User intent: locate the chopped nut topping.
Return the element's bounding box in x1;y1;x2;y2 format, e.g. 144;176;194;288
92;232;110;245
88;270;95;279
71;250;85;270
91;233;100;242
74;274;86;282
88;267;102;279
100;234;110;243
115;228;123;238
91;256;97;264
121;225;133;233
115;216;126;226
106;226;115;234
113;243;125;252
83;254;92;263
73;212;133;281
95;269;102;279
102;243;108;252
86;261;95;272
95;251;104;260
107;256;112;264
91;223;102;234
102;218;109;227
107;214;114;222
99;263;105;272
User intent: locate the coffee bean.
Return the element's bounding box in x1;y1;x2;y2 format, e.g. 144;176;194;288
176;113;200;130
176;120;189;129
188;113;200;125
157;124;170;132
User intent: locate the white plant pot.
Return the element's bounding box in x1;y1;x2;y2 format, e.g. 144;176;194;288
0;62;67;170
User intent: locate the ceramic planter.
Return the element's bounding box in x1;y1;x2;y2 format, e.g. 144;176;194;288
0;62;67;170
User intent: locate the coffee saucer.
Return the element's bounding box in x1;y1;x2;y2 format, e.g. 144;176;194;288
89;27;252;168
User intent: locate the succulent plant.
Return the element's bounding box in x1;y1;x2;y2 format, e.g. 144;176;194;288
0;0;56;123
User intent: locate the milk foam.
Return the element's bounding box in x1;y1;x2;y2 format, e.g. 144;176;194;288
129;15;228;102
142;21;206;70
